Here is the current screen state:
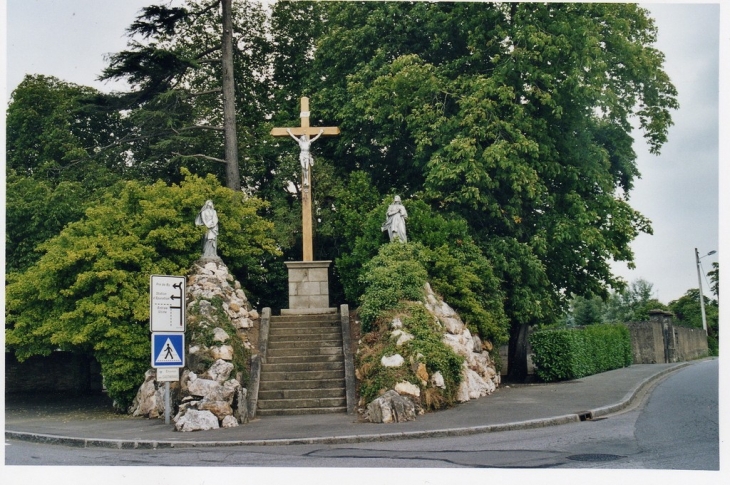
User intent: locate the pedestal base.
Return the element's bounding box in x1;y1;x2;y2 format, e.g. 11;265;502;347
283;261;336;314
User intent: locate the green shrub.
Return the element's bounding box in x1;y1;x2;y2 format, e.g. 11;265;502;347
358;243;428;332
530;324;632;382
355;302;464;408
335;182;508;344
5;170;278;409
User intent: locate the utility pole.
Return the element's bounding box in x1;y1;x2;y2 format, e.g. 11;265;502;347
695;248;714;333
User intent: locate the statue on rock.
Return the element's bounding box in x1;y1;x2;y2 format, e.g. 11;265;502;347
382;195;408;243
196;200;219;259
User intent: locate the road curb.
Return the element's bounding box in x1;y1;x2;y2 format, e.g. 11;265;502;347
5;362;695;449
588;361;691;419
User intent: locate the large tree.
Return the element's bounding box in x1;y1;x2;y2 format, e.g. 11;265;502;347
98;0;271;190
283;1;678;378
6;74;126;185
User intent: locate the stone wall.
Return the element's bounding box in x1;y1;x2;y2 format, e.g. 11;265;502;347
626;321;667;364
5;351;103;394
625;319;708;364
673;326;709;361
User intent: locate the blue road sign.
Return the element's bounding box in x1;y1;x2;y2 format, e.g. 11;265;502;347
152;332;185;368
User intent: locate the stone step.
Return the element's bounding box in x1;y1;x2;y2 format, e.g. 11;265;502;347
267;338;342;349
270;320;341;329
269;322;341;332
269;327;342;337
266;346;343;357
259;369;344;382
258;378;345;391
262;361;344;373
271;314;341;323
256;406;348;416
256;396;348;411
258;387;345;401
266;354;343;364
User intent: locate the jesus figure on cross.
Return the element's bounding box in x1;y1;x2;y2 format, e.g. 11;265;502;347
270;97;340;261
287;128;323;187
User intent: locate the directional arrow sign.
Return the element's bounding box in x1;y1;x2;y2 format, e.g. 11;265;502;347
150;275;186;332
152;333;185;368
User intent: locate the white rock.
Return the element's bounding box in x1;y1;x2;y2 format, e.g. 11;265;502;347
439;300;457;317
129;369;162;417
395;381;421;398
222;415;239;428
249;310;259;320
441;316;464;334
174;409;220;432
211;345;234;361
212;327;229;343
442;333;470;358
187;377;221;399
391;329;414;347
221;379;241;405
391;317;403;329
472;335;483;353
367;390;416;424
431;371;446;389
203;359;234;383
381;354;405;367
456;366;495;402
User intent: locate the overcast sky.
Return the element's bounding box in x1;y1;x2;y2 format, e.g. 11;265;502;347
2;0;725;304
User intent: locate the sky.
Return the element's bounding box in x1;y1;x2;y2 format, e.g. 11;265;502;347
1;0;726;305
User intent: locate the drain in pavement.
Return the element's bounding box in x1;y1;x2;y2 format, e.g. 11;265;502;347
566;453;625;462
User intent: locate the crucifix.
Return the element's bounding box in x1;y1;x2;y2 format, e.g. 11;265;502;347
271;97;340;261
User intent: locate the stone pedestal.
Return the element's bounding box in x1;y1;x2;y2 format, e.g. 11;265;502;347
282;261;336;315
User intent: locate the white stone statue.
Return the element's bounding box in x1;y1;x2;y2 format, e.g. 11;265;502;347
287;128;324;186
195;200;219;258
382;195;408;243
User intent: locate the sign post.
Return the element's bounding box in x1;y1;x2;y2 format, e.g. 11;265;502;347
150;275;186;425
150;275;186;332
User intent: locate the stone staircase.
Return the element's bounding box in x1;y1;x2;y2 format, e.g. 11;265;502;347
256;313;347;415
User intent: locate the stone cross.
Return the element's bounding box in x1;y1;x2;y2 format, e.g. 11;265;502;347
271;97;340;261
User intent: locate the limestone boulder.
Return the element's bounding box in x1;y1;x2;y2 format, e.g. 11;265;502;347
212;327;229;343
129;369;164;417
211;345;234;361
199;399;233;420
391;329;414;347
174;409;220;432
456;365;495;402
222;415;239;428
202;359;234;383
395;381;420;398
431;371;446;389
186;375;221;399
381;354;405;367
367;390;416;423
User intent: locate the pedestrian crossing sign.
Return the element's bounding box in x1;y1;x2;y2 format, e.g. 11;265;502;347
151;332;185;368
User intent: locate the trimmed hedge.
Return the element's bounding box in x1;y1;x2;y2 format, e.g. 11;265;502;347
529;324;633;382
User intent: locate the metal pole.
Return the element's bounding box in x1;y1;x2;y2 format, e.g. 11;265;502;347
165;381;171;425
695;248;708;334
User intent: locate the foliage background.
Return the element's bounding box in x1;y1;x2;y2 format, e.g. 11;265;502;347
6;1;684;399
5;171;278;408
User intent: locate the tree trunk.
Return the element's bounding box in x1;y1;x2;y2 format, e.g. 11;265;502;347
507;322;529;382
221;0;241;191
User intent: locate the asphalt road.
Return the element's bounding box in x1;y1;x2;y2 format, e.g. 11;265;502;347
4;360;720;480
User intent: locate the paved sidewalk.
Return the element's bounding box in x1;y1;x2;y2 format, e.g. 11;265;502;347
5;362;696;448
